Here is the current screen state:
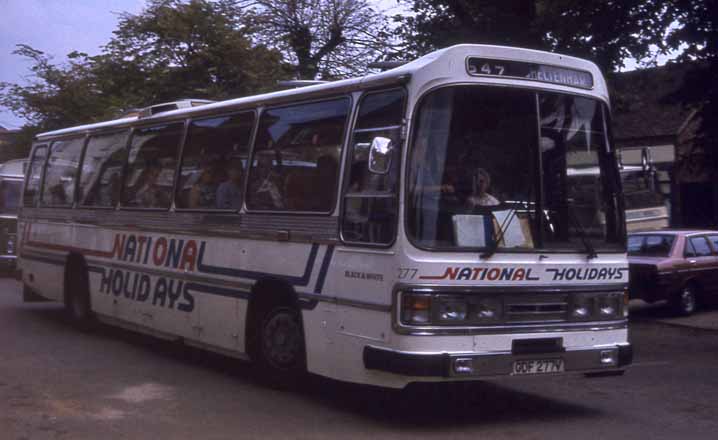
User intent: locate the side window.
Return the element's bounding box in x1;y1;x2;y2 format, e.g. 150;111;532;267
709;235;718;254
689;236;712;257
79;131;129;207
41;137;85;206
644;235;671;255
342;89;406;245
684;239;696;258
23;145;48;207
121;123;183;209
246;98;349;212
177;113;254;210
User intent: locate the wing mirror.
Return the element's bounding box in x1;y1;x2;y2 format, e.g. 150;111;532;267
368;136;393;174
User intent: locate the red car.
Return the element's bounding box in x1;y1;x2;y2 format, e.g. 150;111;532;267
628;230;718;315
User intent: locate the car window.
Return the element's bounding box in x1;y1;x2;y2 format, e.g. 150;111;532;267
643;235;675;257
627;234;674;257
688;236;712;257
708;235;718;254
627;236;644;254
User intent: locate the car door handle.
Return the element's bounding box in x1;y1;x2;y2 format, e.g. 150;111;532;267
689;260;697;264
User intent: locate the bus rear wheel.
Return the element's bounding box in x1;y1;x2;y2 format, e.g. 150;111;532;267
256;305;306;385
65;259;94;329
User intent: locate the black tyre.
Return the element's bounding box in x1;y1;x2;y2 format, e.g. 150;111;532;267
670;284;698;316
64;260;94;329
256;304;306;385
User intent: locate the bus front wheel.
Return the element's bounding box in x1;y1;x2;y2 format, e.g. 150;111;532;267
256;304;307;385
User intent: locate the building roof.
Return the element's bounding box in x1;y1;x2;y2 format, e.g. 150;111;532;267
611;63;698;142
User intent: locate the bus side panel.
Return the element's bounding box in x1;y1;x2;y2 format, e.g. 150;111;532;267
88;267;115;317
301;247;401;386
22;257;65;302
301;303;408;388
21;221;67;302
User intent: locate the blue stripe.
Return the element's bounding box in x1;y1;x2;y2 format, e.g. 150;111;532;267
185;282;251;300
196;241;320;287
314;245;335;294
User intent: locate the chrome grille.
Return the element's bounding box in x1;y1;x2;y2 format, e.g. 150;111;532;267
505;294;569;323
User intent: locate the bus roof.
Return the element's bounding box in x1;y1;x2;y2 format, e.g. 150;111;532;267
36;44;608;140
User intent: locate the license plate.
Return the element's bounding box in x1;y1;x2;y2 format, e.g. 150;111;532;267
512;358;564;375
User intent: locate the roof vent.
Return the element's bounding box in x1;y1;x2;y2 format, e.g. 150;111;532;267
138;99;214;118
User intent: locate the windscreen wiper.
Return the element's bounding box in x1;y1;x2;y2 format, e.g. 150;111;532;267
565;206;598;260
480;184;534;260
480;205;518;259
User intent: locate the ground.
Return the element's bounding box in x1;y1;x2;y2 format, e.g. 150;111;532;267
1;277;717;439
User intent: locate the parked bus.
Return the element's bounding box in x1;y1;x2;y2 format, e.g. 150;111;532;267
0;158;26;273
620;157;670;232
18;44;631;388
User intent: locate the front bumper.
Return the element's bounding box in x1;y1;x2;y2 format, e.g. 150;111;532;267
364;343;632;378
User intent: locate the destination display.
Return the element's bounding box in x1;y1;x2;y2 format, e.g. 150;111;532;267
467;57;594;89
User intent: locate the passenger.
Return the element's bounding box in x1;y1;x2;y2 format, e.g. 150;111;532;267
249;153;284;209
132;159;169;208
466;168;499;208
98;171;121;206
49;183;68;205
216;157;245;209
189;160;218;208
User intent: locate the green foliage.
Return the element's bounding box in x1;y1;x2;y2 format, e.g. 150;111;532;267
0;45;111;131
101;0;290;102
0;0;290;134
395;0;674;72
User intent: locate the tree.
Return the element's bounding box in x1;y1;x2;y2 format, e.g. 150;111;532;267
665;0;718;153
240;0;395;79
0;0;290;135
394;0;675;72
100;0;290;103
0;46;109;132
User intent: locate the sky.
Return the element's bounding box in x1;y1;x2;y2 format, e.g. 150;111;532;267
0;0;148;128
0;0;673;130
0;0;407;129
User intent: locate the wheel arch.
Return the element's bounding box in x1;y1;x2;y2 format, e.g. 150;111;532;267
63;252;89;307
245;277;302;359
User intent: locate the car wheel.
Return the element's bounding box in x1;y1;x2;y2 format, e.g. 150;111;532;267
671;284;697;316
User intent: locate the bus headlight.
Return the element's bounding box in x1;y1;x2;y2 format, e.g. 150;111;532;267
597;293;623;319
475;298;502;321
437;298;468;322
401;293;431;325
571;295;592;320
